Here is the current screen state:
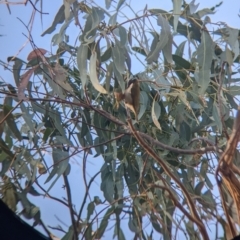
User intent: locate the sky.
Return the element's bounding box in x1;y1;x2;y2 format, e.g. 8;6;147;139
0;0;240;239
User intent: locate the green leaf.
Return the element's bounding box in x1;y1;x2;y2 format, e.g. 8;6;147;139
105;0;112;9
108;12;117;26
225;27;239;61
13;58;23;86
202;189;216;208
173;0;182;32
20;104;34;132
132;47;147;56
41;5;65;36
150;214;162;233
115;165;124;199
89;52;107;94
175;40;186;57
0;159;11;176
95;207;113;239
51;20;72;46
100;164;114;203
194;181;204;195
196;31;214;94
128;214;140;233
205;175;213;190
113;62;125;91
61;226;74;240
45;149;69;192
128;26;132;47
82;7;105;43
116;0;125;11
118;26;127;46
48;110;67;137
87;201;95;221
3;105;22;141
212;102;222;134
101;47;112;62
200;160;208;179
138;91;148;120
77;44;88;88
173;54;194;71
146;33;168;64
113;225;126;240
112;42;125;74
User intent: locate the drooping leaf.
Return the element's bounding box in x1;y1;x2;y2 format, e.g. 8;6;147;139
41;5;65;36
108;12;117;26
3;105;22;141
45;149;69;192
51;20;72;46
105;0;112;9
200;160;208;179
87;201;95;221
112;42;125;74
95;207;113;239
117;26;127;46
20;104;35;133
100;163;114;203
173;54;194;72
173;0;183;32
225;27;239;61
212;102;222;134
138;91;148;120
146;33;168;64
196;31;214;94
175;40;186;57
77;44;88;88
64;0;76;20
89;52;108;94
194;181;204;195
61;226;74;240
101;46;112;62
116;0;125;11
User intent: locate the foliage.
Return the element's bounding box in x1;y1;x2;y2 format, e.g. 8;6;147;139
1;0;240;239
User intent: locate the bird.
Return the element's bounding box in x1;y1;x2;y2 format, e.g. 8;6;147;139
114;77;140;121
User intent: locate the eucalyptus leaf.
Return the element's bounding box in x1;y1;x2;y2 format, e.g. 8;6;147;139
173;0;183;32
197;31;214;94
89;52;108;94
77;44;88;88
41;5;65;36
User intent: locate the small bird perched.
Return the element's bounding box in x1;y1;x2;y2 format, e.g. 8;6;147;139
114;77;140;121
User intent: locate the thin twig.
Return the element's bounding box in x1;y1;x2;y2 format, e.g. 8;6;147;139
63;175;78;240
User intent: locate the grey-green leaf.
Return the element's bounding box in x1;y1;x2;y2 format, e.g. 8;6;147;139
77;44;88;88
173;0;182;32
197;31;214;94
89;52;107;94
41;5;65;36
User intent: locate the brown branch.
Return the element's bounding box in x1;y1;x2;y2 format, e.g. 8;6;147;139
0;90;217;155
77;171;101;224
215;106;240;237
151;183;201;232
127;118;209;240
138;131;216;155
63;175;78;240
217;61;229;139
35;181;77;215
0;100;23;125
